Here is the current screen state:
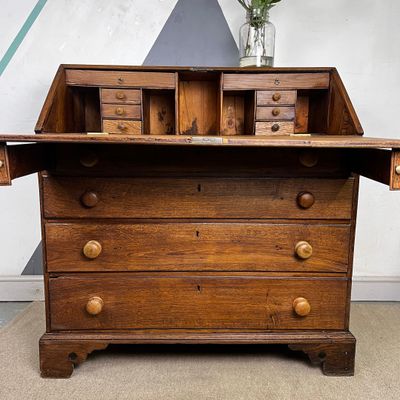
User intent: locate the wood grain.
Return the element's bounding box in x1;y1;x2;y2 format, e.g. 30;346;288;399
100;88;141;104
102;120;142;135
45;222;350;272
223;73;329;90
66;70;176;89
48;275;348;330
101;104;141;119
42;177;354;219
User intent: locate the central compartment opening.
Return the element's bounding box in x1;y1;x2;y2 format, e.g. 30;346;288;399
178;72;220;135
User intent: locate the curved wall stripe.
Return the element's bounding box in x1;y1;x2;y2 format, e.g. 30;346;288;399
0;0;47;76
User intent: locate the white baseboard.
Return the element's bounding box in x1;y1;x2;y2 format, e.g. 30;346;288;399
0;276;44;301
0;275;399;302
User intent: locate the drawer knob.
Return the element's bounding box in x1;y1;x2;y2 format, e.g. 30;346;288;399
299;151;318;168
117;122;127;131
272;108;281;116
297;192;315;209
83;240;102;259
295;241;313;259
0;160;4;168
293;297;311;317
395;165;400;175
80;191;99;208
271;123;280;133
272;92;281;102
86;296;104;316
79;151;99;168
116;91;126;100
115;107;125;116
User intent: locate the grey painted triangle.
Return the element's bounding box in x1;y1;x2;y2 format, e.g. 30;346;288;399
21;242;43;275
143;0;239;66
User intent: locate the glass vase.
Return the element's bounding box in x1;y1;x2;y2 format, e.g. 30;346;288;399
239;9;276;67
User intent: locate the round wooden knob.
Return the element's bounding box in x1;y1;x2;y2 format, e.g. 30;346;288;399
115;107;125;116
86;296;104;316
293;297;311;317
272;108;281;116
271;123;280;133
295;241;313;259
117;122;127;131
83;240;102;259
297;192;315;209
80;191;99;208
272;92;281;102
116;91;126;100
0;160;4;168
299;151;318;168
395;165;400;175
79;151;99;168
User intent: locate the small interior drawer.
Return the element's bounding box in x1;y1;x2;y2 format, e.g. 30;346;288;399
257;90;297;106
256;106;295;121
255;121;294;135
48;274;348;331
101;104;141;119
101;88;141;104
102;119;142;134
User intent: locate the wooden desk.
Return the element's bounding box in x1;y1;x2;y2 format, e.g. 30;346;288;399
1;65;399;378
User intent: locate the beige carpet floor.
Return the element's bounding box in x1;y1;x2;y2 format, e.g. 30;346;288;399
1;302;399;400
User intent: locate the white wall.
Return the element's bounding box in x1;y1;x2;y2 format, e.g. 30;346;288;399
0;1;399;294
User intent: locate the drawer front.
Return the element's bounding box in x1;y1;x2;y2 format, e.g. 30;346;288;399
101;89;141;104
49;275;348;331
101;104;141;119
45;223;350;273
66;70;176;89
42;177;354;220
223;73;329;90
256;106;295;121
102;119;142;134
255;121;294;136
257;90;297;106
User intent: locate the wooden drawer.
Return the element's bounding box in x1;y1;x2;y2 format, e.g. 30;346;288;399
101;104;141;119
45;222;350;273
48;274;348;331
101;89;141;104
102;120;142;134
255;121;294;135
66;70;176;89
257;90;297;106
42;177;354;220
256;107;295;121
223;73;329;90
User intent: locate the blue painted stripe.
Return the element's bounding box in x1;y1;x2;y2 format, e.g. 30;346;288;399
0;0;47;76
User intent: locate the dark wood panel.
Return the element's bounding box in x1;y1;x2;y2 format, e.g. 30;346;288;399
49;275;348;330
42;177;354;219
45;222;350;272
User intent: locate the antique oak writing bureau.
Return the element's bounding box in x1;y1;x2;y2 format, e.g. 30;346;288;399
1;65;400;378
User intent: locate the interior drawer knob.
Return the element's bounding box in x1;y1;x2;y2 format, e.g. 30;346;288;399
83;240;102;259
86;296;104;316
115;107;125;116
117;122;127;131
297;192;315;209
116;91;126;100
395;165;400;175
272;92;281;102
80;190;99;208
271;123;280;132
272;108;281;116
295;241;313;259
293;297;311;316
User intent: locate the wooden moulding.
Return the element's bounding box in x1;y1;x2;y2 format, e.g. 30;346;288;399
0;143;11;185
39;331;355;378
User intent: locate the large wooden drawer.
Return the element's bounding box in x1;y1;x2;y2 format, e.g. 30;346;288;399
42;177;354;220
48;274;348;331
45;222;350;273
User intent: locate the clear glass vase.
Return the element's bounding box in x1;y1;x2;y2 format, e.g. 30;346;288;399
239;9;276;67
